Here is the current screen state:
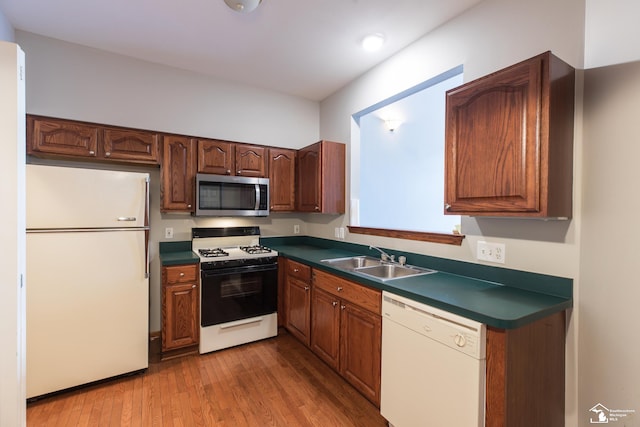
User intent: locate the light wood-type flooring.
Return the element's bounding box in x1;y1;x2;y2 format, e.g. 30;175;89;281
26;331;388;426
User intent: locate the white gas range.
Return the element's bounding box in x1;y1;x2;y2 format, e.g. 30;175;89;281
192;227;279;354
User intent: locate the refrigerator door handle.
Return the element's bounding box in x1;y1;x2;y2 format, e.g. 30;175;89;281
117;217;137;222
144;177;150;279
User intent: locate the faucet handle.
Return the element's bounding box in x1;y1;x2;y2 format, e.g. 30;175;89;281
398;256;406;265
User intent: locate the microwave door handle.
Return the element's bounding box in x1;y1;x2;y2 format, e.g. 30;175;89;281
255;184;260;210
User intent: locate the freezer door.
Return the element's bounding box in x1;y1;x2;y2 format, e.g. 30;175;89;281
26;164;149;229
26;230;149;398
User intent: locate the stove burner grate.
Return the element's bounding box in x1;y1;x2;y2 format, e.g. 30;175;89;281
198;248;229;258
239;245;272;255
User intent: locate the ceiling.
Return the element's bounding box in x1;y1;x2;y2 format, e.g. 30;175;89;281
0;0;483;101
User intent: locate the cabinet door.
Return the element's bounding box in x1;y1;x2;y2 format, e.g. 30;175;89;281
197;139;234;175
269;148;296;211
28;116;98;158
340;303;382;406
285;276;311;346
310;287;340;370
162;282;199;350
103;128;159;164
296;142;321;212
161;136;196;212
445;51;574;217
236;144;267;177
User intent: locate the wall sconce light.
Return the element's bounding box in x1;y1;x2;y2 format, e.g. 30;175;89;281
384;119;402;132
224;0;262;13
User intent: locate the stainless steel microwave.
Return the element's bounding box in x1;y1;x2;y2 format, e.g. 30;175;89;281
194;174;269;217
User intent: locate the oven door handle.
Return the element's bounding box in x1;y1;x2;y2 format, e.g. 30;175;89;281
201;263;278;278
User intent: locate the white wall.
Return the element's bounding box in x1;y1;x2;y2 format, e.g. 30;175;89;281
16;31;319;332
319;0;586;424
0;7;14;42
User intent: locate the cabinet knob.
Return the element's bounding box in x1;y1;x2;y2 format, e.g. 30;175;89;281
187;204;192;208
304;286;310;291
332;301;338;307
226;169;231;175
237;170;242;175
192;284;196;289
105;152;111;157
314;206;320;211
336;286;343;292
293;268;299;273
88;150;95;155
340;305;346;310
179;272;185;277
445;203;451;211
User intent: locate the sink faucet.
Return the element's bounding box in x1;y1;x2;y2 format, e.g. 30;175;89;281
369;246;395;263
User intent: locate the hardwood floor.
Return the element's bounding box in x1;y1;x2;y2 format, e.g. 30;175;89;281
27;331;388;426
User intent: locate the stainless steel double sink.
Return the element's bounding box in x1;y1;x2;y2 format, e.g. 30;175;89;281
320;256;436;281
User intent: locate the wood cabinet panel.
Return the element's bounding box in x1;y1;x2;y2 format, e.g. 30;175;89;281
197;139;234;175
161;135;196;212
445;51;574;217
285;276;311;346
340;302;381;405
296;141;345;213
28;116;99;158
103;128;159;163
161;264;199;353
236;144;267;177
310;287;340;370
269;148;296;211
286;259;311;281
313;269;381;314
485;311;565;427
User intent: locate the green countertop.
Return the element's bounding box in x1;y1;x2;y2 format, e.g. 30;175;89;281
261;236;572;330
159;241;199;265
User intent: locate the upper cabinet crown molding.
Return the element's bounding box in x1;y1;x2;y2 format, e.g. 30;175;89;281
444;51;575;218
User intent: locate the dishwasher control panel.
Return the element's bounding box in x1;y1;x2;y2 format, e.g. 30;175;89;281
382;292;486;359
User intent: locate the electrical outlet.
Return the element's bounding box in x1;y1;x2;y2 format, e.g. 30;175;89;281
335;227;340;238
477;241;505;264
339;227;345;239
165;227;174;239
293;224;300;234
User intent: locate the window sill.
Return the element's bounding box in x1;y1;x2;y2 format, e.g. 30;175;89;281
347;226;465;246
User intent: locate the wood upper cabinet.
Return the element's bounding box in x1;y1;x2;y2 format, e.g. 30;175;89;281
197;139;234;175
27;115;160;165
269;148;296;212
161;135;196;212
161;264;199;352
311;269;382;406
284;259;312;346
444;51;575;218
102;128;159;163
296;140;346;214
235;144;267;177
28;116;99;158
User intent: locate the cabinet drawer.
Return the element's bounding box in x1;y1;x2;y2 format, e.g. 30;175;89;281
286;259;311;281
164;264;198;284
313;269;381;314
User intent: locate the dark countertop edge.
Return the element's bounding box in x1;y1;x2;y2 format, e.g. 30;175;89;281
263;237;573;330
159;241;199;266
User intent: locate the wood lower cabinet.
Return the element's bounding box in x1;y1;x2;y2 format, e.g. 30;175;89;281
296;140;346;213
27;115;160;165
485;311;566;427
161;135;196;212
283;259;312;346
161;264;199;355
269;148;296;211
311;269;382;406
444;51;575;218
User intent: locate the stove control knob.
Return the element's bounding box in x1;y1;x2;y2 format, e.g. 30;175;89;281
454;333;466;347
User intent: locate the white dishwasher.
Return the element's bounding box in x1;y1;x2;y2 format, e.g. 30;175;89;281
380;291;486;427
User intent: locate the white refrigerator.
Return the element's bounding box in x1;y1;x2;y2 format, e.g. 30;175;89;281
26;164;150;399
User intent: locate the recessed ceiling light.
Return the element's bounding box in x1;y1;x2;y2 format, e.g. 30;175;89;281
362;33;385;52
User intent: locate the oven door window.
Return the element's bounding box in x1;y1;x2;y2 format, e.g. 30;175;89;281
201;264;277;327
